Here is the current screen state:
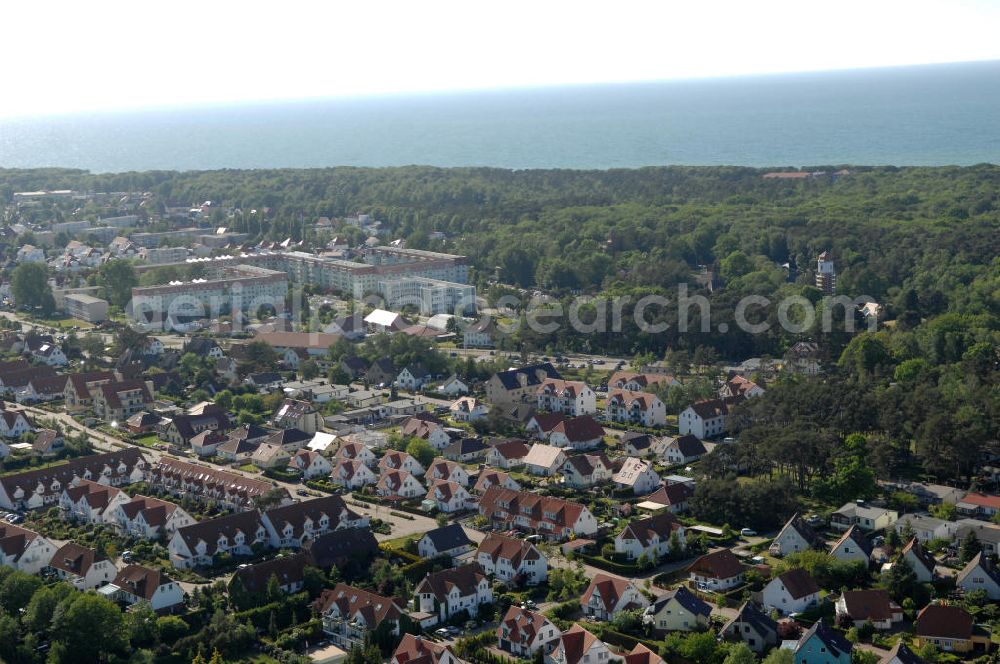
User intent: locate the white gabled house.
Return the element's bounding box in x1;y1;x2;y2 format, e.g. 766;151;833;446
614;513;685;561
477;533;548;586
761;568;820;615
414;563;493;624
581;573;649;621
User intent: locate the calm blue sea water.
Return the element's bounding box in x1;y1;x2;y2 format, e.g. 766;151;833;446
2;61;999;172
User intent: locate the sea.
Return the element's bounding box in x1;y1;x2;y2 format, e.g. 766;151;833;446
1;60;999;172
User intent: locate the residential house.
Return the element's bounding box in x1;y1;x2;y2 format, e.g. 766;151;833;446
303;528;380;572
126;411;161;434
250;443;290;470
878;643;928;664
956;552;1000;600
719;375;765;399
688;549;745;591
473;470;521;495
111;495;195;539
0;408;33;438
830;526;873;565
425;479;473;513
550;625;621;664
621;432;655;458
784;341;822;375
266;427;311;454
761;568;820;615
331;459;378;490
623;644;663;664
262;495;367;548
770;513;826;557
188;430;228;457
31;342;68;367
831;502;898;532
244;372;283;391
608;372;680;392
151;457;288;511
719;602;779;654
62;370;116;411
498;607;561;658
231;552;307;596
561;452;614;489
528;414;605;450
956;519;1000;556
159;407;231;447
881;480;964;507
59;479;130;524
316;583;404;649
642;483;694;514
677;396;742;439
476;533;548;586
418;523;474;561
914;604;989;654
793;620;852;664
612;457;661;495
523;444;567;476
536;379;596;416
486;363;562;405
414;563;493;623
377;470;425;499
439;375;470;397
183;337;225;359
892;514;960;543
660;435;707;465
957;493;1000;519
336;442;377;467
379;450;426;476
614;513;685;561
605;390;666;427
271;399;322;434
168;510;268;568
478;487;598;540
428;459;471;487
402;417;452;451
92;380;154;422
644;586;710;633
396;364;431;390
291;449;333;479
0;448;148;511
582;573;650;621
835;589;903;630
364;358;397;387
450;397;489;423
486;440;530;469
48;542;116;590
443;438;489;463
898;538;937;583
109;564;184;612
391;634;467;664
0;522;56;574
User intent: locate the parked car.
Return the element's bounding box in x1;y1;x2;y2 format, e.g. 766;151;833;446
740;528;758;537
435;628;450;637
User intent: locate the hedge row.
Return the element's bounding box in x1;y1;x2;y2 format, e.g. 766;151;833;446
572;552;641;575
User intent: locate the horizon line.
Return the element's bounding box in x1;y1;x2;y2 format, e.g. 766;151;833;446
3;57;999;123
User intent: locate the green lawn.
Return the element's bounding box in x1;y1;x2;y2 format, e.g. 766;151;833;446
27;316;94;330
132;433;161;448
236;463;261;474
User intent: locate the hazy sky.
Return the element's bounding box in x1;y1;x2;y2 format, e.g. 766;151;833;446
5;0;999;118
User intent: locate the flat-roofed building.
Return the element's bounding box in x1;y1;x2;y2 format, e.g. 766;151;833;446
65;293;109;323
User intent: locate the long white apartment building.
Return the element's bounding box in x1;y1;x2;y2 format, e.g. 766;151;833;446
130;264;288;324
133;246;473;312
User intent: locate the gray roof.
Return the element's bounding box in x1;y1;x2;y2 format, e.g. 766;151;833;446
421;523;473;553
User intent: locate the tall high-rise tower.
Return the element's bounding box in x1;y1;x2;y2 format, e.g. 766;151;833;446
816;251;836;295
